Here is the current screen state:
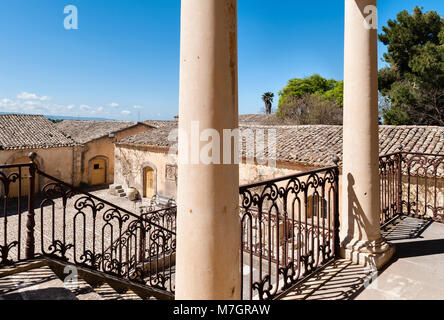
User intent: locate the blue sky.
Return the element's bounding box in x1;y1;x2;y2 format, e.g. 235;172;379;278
0;1;442;121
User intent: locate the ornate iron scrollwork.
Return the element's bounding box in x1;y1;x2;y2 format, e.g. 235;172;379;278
240;167;339;300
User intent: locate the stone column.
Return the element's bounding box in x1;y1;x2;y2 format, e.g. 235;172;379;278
341;0;394;269
176;0;240;299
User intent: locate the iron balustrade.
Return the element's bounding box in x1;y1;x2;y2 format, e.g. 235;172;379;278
1;151;442;300
379;152;444;225
379;152;403;226
100;204;177;293
0;159;176;297
239;166;340;300
0;162;36;265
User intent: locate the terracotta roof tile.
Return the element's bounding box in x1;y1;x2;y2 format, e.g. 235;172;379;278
118;121;177;149
116;122;444;167
56;120;151;144
0;114;76;150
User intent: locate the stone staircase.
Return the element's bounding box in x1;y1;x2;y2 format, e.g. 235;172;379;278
109;184;126;198
0;258;172;300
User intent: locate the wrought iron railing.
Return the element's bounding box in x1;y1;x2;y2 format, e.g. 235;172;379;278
379;152;403;226
379;152;444;225
2;151;442;300
0;157;176;297
100;204;176;292
239;166;340;300
0;162;36;265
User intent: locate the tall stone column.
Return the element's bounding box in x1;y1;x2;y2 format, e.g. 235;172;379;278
176;0;240;299
341;0;394;269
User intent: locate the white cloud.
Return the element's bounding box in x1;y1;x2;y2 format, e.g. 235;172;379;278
1;93;122;119
108;102;119;108
1;98;13;105
133;105;143;109
24;100;42;106
23;105;36;111
17;92;51;101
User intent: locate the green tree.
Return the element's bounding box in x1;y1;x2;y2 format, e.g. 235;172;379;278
278;94;342;125
262;92;274;114
277;74;343;120
378;6;444;125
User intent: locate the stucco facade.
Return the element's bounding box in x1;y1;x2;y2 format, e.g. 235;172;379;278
0;146;75;195
114;144;177;199
73;124;150;186
113;143;334;201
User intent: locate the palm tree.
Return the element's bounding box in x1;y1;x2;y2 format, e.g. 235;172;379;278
262;92;274;114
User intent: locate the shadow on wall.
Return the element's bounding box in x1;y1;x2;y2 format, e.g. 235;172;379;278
341;173;375;248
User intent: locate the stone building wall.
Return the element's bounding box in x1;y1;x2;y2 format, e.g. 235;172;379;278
114;144;177;199
0;146;75;195
113;145;332;201
74;124;150;186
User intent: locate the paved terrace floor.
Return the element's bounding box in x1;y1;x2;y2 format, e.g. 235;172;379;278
280;216;444;300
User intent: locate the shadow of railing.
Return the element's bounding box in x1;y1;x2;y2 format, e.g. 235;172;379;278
382;216;433;241
278;260;373;300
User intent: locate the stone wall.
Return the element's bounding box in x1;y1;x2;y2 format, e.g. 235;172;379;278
74;124;150;186
114;144;177;199
0;146;75;195
113;145;330;201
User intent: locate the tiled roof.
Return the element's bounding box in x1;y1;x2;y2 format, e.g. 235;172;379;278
55;120;151;144
118;121;178;149
239;114;295;126
0;114;76;150
144;120;178;129
116;122;444;167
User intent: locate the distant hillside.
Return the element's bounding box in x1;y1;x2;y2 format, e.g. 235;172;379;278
45;115;113;121
0;112;113;122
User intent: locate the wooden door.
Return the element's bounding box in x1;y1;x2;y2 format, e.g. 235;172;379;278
91;158;106;185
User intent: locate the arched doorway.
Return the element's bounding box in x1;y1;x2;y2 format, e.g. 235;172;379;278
90;157;107;185
9;157;39;198
143;166;155;198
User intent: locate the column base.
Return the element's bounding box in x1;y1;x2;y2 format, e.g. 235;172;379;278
340;238;395;270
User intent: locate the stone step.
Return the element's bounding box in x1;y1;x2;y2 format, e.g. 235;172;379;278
0;259;46;279
0;266;77;300
93;282;142;300
0;261;146;300
64;276;103;300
